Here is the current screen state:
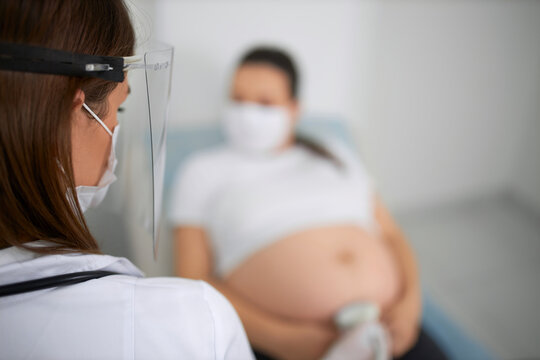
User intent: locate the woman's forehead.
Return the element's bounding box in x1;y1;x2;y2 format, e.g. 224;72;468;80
233;64;291;96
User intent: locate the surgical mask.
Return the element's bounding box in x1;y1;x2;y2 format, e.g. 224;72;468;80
222;102;291;154
76;103;119;213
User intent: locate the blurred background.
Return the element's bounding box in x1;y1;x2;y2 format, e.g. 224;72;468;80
104;1;540;358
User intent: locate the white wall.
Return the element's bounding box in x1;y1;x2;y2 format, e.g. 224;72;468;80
514;117;540;216
152;0;367;125
357;0;540;212
132;0;540;213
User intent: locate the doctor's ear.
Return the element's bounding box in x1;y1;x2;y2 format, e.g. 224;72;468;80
72;89;85;110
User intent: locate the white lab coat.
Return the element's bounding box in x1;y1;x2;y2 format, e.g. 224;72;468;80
0;243;255;360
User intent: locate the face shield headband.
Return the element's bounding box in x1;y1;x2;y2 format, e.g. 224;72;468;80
0;41;130;82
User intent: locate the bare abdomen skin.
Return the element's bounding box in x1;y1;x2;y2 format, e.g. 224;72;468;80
224;225;402;322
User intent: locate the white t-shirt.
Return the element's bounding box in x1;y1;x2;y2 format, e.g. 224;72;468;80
169;138;375;276
0;244;254;360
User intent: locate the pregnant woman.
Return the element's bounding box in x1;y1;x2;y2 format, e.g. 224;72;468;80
170;47;447;360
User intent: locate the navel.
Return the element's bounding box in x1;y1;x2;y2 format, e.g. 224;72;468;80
337;250;356;265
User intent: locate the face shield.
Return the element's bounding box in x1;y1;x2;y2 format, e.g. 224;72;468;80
106;43;174;260
0;41;173;260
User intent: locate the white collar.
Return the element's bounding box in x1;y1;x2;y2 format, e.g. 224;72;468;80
0;241;143;286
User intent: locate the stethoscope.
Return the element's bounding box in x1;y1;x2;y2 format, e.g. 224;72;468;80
0;271;119;297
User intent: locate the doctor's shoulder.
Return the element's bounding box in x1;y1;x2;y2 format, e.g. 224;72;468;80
118;275;254;359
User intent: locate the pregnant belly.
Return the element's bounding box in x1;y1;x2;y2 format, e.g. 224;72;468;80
224;225;402;323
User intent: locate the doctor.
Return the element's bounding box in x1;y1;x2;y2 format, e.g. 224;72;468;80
0;1;254;359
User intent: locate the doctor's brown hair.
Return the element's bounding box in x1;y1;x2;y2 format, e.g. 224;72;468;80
0;1;135;253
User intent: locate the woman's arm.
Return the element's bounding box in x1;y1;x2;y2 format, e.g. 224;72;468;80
374;195;420;301
374;196;422;357
174;226;338;360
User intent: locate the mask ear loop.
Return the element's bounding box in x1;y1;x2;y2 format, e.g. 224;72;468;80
82;103;113;137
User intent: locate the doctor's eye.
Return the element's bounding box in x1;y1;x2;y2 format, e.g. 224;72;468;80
117;107;125;113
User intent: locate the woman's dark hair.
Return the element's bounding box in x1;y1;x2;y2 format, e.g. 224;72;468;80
240;47;299;98
239;46;342;167
0;0;135;254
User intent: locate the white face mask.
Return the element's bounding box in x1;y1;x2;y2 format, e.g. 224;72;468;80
222;102;291;154
76;103;119;213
